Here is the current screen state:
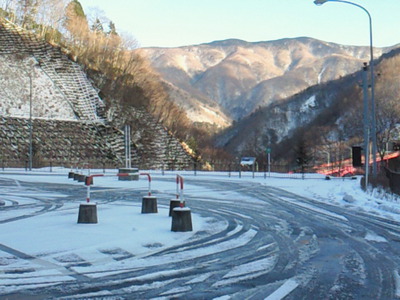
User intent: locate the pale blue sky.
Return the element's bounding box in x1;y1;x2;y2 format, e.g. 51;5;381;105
79;0;400;48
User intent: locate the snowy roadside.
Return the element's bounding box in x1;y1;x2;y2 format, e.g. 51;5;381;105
263;175;400;221
1;168;399;222
1;168;400;297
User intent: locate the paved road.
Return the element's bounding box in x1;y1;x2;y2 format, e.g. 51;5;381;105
1;177;400;299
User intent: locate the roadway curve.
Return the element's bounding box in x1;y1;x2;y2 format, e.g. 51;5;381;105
2;177;400;299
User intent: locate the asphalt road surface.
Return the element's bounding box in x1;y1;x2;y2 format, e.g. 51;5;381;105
1;176;400;299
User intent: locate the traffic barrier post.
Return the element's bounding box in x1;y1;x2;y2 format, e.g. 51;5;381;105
77;174;104;224
117;172;157;214
171;175;192;232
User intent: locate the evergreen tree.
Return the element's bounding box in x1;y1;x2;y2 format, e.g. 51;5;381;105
108;21;117;36
64;0;87;32
295;138;312;177
68;0;85;18
64;0;89;50
91;17;103;33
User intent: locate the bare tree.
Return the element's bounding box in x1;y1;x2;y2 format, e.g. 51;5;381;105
120;32;139;50
36;0;67;39
375;97;400;160
84;5;108;29
0;0;15;13
374;56;400;160
15;0;39;27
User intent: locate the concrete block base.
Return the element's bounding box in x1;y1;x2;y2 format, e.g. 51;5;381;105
141;196;158;214
171;207;193;232
118;168;139;181
77;203;98;224
169;199;185;216
77;174;86;183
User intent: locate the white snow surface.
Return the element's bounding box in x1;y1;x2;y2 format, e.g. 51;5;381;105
0;56;77;120
1;168;400;298
300;95;316;113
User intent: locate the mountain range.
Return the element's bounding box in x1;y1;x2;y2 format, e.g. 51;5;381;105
137;37;397;128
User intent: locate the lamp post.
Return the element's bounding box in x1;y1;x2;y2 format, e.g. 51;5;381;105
362;63;370;186
7;60;38;171
28;71;33;171
314;0;377;179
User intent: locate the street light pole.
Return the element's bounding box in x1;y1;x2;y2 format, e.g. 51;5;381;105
314;0;377;178
362;63;370;186
7;60;38;171
29;72;33;171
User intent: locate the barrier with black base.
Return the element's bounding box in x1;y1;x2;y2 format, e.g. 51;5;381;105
171;207;193;232
118;172;155;213
77;203;98;224
77;174;86;183
169;199;185;216
141;196;158;214
76;174;104;224
171;175;193;231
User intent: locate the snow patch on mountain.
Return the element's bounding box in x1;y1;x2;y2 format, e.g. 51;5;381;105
318;66;326;84
300;95;316;113
186;103;231;126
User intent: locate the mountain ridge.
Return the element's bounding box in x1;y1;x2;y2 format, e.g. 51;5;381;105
216;46;400;163
137;37;398;125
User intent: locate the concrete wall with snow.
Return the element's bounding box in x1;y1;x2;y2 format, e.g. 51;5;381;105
0;18;194;169
0;115;194;169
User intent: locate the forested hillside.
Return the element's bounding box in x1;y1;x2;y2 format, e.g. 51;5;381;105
2;0;399;171
216;47;400;169
0;0;197;168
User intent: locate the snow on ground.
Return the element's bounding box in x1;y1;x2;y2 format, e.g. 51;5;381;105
1;168;400;297
262;174;400;220
1;168;400;256
0;171;215;260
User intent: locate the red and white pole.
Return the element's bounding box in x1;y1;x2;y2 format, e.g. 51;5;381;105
117;172;152;196
86;182;90;203
140;173;152;196
176;175;180;199
85;174;104;203
171;174;192;232
176;175;185;208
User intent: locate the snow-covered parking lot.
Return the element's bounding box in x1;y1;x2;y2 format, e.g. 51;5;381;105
1;169;400;299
